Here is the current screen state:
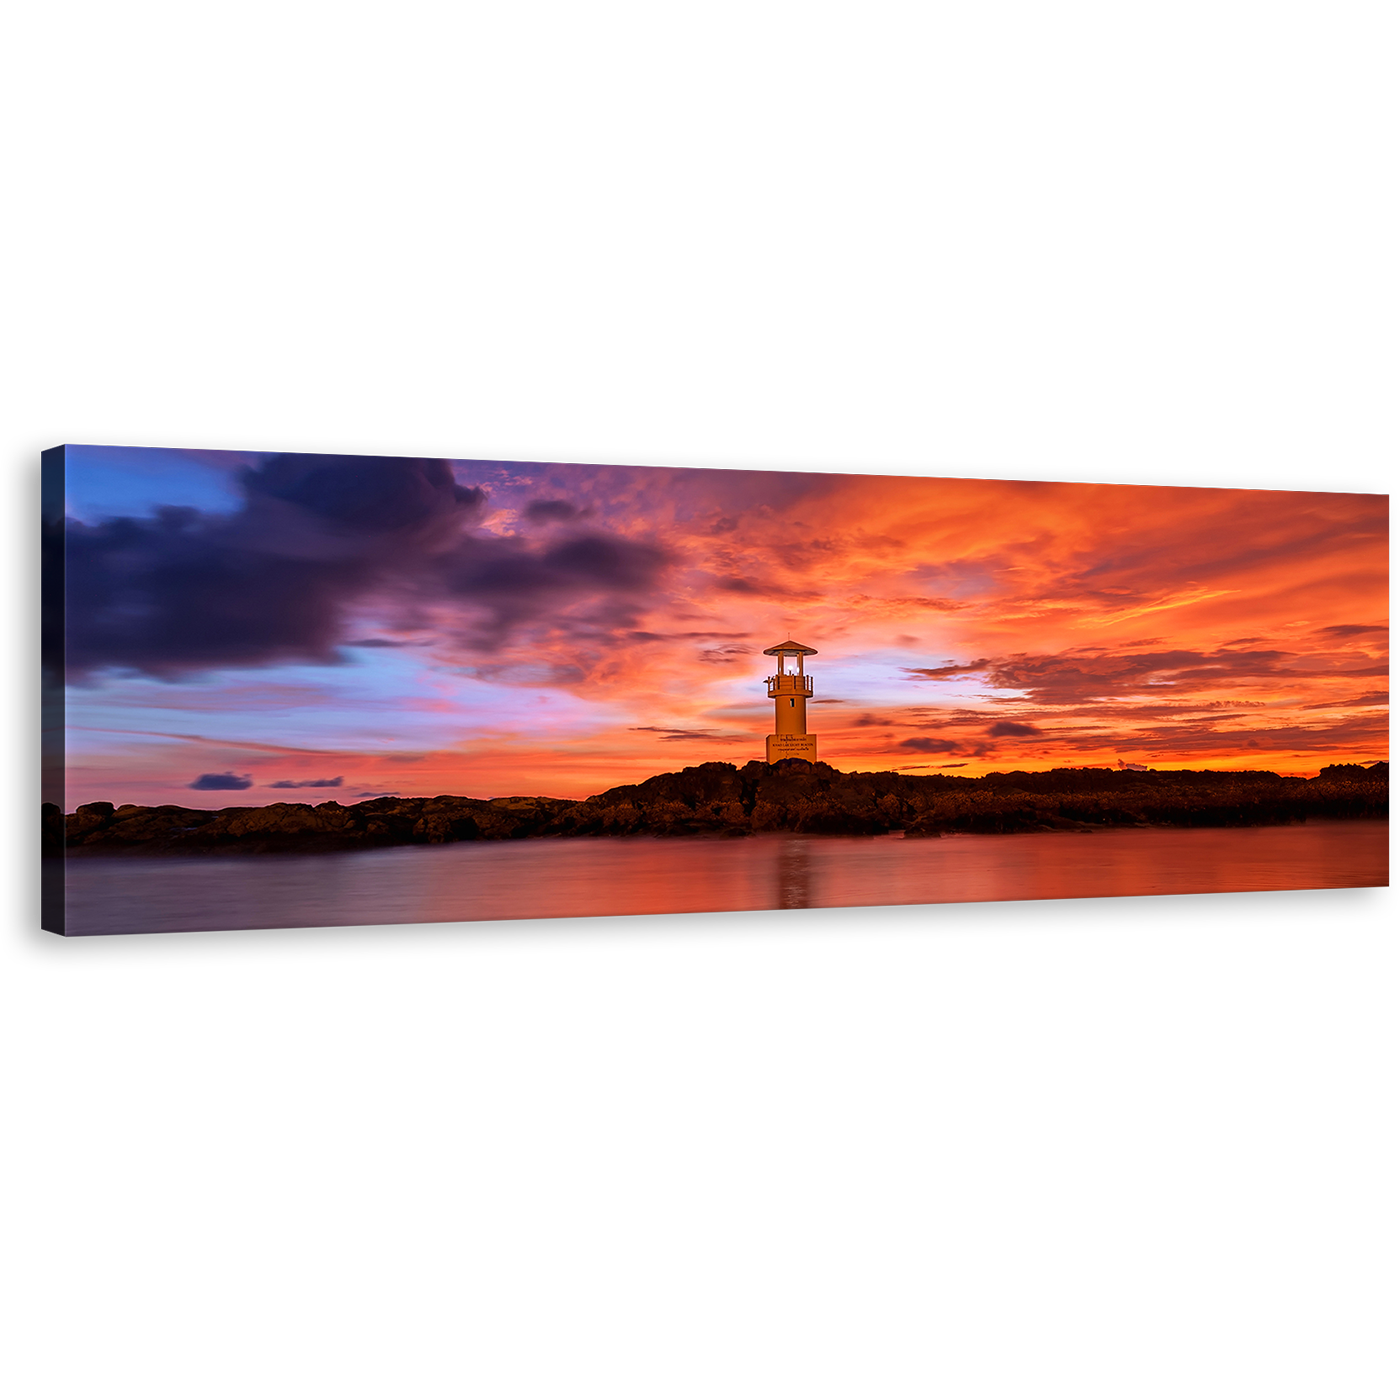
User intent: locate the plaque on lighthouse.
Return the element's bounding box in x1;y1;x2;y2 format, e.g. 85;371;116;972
763;640;819;764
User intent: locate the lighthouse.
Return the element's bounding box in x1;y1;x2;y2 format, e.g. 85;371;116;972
763;640;819;763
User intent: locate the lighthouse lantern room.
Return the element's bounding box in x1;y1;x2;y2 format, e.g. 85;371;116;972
763;640;818;763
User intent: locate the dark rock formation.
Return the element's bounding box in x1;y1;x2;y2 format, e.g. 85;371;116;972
52;758;1388;856
1316;761;1389;783
42;802;65;858
56;792;574;856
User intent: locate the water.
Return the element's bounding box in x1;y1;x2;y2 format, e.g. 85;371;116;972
60;821;1388;936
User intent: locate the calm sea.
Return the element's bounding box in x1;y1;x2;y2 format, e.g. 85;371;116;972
60;821;1388;936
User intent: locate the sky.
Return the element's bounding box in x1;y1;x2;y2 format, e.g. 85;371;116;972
54;445;1389;807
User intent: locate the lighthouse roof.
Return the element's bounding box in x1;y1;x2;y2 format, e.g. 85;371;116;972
763;639;818;656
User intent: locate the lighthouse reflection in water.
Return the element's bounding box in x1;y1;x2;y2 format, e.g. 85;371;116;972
776;839;815;910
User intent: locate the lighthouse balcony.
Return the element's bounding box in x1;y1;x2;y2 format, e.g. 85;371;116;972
766;674;814;696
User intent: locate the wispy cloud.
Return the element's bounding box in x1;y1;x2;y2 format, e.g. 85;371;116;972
631;727;745;743
1072;586;1242;628
906;659;991;680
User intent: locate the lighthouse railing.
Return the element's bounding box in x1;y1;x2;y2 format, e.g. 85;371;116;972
765;674;814;694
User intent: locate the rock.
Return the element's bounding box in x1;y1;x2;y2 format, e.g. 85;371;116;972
54;758;1388;856
42;802;64;857
196;802;349;842
476;795;576;838
413;813;481;843
1314;761;1389;783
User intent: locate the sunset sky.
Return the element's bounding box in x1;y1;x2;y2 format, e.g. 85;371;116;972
58;445;1389;807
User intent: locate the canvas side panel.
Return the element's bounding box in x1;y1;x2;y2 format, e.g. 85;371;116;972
41;446;67;933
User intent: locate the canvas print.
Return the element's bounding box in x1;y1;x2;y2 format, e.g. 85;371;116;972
41;445;1388;936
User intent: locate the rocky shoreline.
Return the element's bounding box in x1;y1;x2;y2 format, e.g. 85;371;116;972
44;759;1389;857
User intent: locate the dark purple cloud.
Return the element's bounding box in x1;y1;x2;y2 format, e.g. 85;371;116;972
64;455;478;680
1313;623;1388;638
630;726;743;743
933;703;1385;762
988;721;1042;737
252;454;485;531
429;531;673;649
906;658;991;680
189;772;253;791
1301;691;1388;710
957;646;1387;706
524;499;586;523
713;575;817;599
61;453;674;680
629;631;753;642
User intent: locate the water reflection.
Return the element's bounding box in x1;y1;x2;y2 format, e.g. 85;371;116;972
60;822;1389;936
775;837;814;909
